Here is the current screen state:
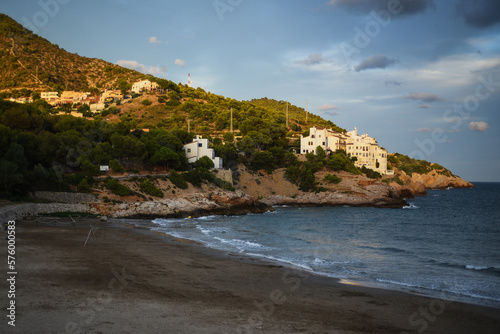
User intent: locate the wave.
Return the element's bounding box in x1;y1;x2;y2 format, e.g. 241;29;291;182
402;203;419;209
375;278;500;304
465;265;500;273
213;237;273;251
192;215;220;221
424;258;500;276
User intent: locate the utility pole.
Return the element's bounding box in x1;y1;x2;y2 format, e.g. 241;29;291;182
230;108;233;133
306;99;309;123
286;102;289;128
162;66;166;80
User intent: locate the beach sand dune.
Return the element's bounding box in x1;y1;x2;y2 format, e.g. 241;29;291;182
1;219;498;333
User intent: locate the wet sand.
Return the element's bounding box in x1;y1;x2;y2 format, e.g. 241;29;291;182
0;218;499;333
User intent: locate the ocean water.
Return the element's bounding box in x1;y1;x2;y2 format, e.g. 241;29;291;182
135;183;500;307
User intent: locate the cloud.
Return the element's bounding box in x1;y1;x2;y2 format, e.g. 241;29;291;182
385;80;403;86
417;104;431;109
319;103;339;111
116;60;162;75
456;0;500;29
415;128;432;132
294;53;332;65
355;55;399;72
469;121;489;132
149;36;161;44
174;59;186;67
328;0;435;17
402;92;444;103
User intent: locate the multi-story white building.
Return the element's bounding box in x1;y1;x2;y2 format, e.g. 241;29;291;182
301;127;390;175
300;127;348;154
345;127;388;174
131;80;159;94
183;135;223;169
41;91;59;101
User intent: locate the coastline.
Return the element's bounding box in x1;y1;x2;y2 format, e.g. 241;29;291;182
1;218;498;333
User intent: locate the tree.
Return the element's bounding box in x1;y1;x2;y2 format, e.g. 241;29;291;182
0;160;24;196
151;147;180;170
109;159;125;173
223;132;234;142
326;150;361;175
117;78;131;95
195;156;214;169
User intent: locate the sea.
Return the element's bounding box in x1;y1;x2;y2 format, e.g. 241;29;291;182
132;182;500;308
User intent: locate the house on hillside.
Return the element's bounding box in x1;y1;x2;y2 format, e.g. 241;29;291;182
183;135;223;169
101;90;123;103
131;80;159;94
41;91;59;101
300;127;348;154
301;126;390;175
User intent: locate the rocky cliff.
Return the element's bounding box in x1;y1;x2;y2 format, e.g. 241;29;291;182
235;166;407;208
386;169;474;198
6;164;474;219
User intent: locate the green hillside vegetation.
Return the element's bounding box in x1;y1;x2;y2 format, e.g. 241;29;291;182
388;153;455;177
0;13;144;93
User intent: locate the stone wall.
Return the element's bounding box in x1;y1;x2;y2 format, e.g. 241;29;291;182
34;191;97;204
0;203;98;220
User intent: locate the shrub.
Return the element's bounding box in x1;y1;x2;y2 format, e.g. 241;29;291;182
141;99;152;106
109;159;125;173
326;151;362;175
324;174;342;184
361;166;382;179
106;179;132;196
77;178;91;193
169;171;188;189
140;179;164;198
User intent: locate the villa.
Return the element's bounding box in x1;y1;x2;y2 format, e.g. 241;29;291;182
301;126;391;175
183;135;223;169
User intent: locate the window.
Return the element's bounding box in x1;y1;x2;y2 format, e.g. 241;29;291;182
322;142;325;145
198;143;202;147
187;148;191;153
311;135;315;138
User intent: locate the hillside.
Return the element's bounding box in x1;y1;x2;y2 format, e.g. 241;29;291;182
0;14;473;209
0;13;144;92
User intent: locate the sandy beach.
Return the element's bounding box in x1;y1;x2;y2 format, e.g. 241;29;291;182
1;218;499;334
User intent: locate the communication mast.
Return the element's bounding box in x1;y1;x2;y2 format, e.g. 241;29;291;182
306;99;309;123
188;73;192;87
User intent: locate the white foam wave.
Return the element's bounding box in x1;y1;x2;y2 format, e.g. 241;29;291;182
466;265;490;271
403;203;419;209
214;237;272;251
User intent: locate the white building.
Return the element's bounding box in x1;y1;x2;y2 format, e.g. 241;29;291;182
183;135;223;169
300;127;348;154
345;127;388;175
131;80;159;94
301;126;390;175
41;91;59;101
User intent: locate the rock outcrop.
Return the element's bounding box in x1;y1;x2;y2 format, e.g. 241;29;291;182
93;190;271;219
387;169;474;198
4;164;474;219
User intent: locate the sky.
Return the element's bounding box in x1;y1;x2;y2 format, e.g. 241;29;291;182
1;0;500;182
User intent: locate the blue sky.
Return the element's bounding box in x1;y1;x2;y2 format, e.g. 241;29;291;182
1;0;500;182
